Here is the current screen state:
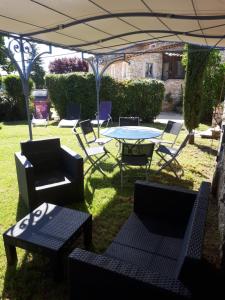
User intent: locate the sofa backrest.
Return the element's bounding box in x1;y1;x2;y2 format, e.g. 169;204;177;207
175;182;211;280
21;138;62;173
134;181;196;225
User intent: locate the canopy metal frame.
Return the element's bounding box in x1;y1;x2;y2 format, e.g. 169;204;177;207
87;54;127;137
1;38;52;140
0;5;225;139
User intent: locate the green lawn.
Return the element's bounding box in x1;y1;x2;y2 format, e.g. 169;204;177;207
0;121;220;299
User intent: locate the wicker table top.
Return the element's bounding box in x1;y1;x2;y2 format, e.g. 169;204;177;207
4;202;91;251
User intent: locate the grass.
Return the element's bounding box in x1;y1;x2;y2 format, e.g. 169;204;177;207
0;121;220;299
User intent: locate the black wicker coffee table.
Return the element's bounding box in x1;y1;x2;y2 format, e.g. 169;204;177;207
3;202;92;279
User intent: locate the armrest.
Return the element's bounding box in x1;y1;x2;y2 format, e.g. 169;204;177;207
15;152;36;210
15;152;33;169
176;182;211;283
68;248;191;299
134;181;197;220
61;145;83;179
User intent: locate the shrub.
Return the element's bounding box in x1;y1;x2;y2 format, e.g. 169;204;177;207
46;73;164;122
200;51;225;124
182;47;225;126
49;57;88;74
122;79;164;122
3;75;33;120
0;95;17;121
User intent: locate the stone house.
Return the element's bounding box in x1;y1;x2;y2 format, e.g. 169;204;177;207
104;42;185;112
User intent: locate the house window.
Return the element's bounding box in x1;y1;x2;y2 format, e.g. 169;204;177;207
145;63;153;78
162;54;185;80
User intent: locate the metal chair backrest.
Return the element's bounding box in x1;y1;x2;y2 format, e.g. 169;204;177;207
160;121;183;146
99;101;112;120
73;129;89;157
175;134;189;157
164;121;183;135
119;117;140;126
122;142;155;165
79;119;97;144
66;102;80;120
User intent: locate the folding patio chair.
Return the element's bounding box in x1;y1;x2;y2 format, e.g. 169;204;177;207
91;101;112;127
155;134;190;178
73;128;109;176
119;117;140;126
79;119;112;146
120;142;155;187
58;102;81;127
151;120;183;147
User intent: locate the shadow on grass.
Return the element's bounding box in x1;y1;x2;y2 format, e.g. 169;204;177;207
2;252;67;300
194;143;218;156
2;121;28;126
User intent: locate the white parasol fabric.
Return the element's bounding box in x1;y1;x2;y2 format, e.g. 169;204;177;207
0;0;224;53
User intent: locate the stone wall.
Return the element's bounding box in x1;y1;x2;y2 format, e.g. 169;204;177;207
212;107;225;269
164;79;184;103
105;52;163;80
105;53;184;111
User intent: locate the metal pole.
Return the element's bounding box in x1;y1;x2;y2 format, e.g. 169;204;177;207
86;54;126;138
20;38;33;140
95;56;100;138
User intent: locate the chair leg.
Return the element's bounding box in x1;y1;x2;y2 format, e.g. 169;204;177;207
146;161;152;181
120;166;123;188
120;163;126;188
85;154;108;177
156;154;180;179
145;165;148;181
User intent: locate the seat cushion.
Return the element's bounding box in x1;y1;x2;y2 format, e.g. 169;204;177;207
105;213;184;277
106;242;178;277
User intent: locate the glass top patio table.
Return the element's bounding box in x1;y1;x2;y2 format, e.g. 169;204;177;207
101;126;162;141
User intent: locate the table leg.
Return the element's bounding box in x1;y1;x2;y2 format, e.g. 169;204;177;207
4;241;17;265
83;218;92;250
51;253;63;282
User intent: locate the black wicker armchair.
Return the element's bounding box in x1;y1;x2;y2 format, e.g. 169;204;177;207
68;181;211;299
15;138;84;211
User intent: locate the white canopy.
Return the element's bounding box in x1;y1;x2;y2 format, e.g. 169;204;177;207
0;0;225;53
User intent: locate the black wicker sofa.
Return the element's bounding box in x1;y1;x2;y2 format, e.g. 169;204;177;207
68;181;211;299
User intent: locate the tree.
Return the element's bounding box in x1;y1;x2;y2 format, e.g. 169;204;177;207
30;44;46;89
0;36;15;74
200;50;225;123
183;44;210;143
49;57;88;74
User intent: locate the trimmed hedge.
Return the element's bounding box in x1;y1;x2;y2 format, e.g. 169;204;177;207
46;73;164;122
122;79;164;122
2;75;33;120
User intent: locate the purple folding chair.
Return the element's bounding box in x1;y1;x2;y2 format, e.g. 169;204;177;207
91;101;112;127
